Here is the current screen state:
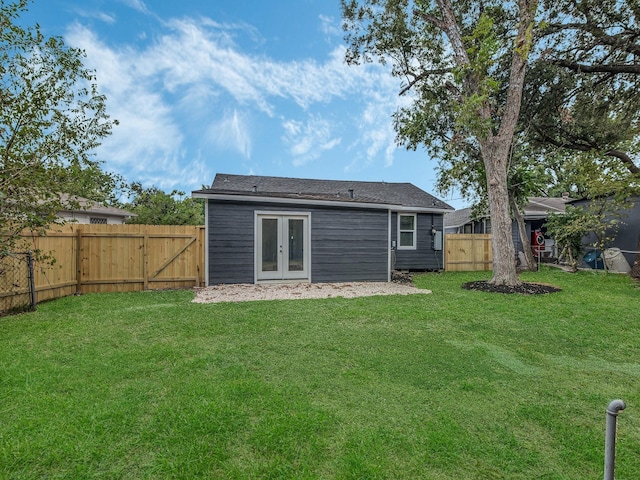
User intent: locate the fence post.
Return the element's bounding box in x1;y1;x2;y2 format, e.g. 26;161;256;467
26;251;36;311
143;232;149;290
76;228;83;293
604;399;626;480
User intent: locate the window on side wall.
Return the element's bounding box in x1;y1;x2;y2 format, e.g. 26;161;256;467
90;217;108;224
398;213;417;250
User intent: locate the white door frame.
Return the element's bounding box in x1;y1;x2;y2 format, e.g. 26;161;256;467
255;211;311;283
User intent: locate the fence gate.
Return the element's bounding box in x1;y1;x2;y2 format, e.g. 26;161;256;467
444;234;493;271
0;252;36;315
76;229;203;293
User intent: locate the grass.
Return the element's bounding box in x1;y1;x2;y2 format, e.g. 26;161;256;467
1;267;639;479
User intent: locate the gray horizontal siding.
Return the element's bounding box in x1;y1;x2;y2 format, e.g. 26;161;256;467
392;212;444;270
208;201;255;284
207;200;389;284
310;208;388;282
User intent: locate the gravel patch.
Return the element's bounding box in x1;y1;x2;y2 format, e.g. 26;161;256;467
192;281;432;304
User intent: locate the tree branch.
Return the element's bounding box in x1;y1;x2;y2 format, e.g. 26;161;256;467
547;59;640;74
534;126;640;175
412;9;446;32
604;149;640;175
497;0;537;140
414;1;471;67
399;67;454;95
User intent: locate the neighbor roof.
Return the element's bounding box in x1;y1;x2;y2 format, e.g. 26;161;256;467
444;196;572;227
443;208;475;229
58;194;136;218
193;174;454;211
523;197;571;218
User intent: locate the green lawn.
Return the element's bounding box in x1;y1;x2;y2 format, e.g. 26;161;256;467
1;268;639;479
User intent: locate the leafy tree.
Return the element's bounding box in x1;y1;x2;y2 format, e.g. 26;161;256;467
544;207;590;271
342;0;639;285
51;163;127;206
124;183;204;226
545;153;638;270
523;0;640;176
343;0;537;285
0;0;117;255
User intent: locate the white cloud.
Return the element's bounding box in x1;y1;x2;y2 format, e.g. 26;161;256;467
66;25;184;180
119;0;150;15
75;9;116;24
282;116;341;166
208;110;252;159
63;14;406;190
319;15;341;37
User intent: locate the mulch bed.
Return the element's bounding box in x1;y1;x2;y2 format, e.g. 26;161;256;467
462;281;561;295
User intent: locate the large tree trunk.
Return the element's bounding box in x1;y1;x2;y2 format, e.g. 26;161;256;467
433;0;536;286
509;194;537;271
482;138;520;285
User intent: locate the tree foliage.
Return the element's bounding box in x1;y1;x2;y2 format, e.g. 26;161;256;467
524;0;640;175
343;0;537;285
0;0;117;255
342;0;640;284
124;183;204;226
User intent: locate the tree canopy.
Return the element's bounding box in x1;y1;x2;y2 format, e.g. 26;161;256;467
343;0;537;285
0;0;118;255
524;0;640;176
342;0;639;284
123;183;204;226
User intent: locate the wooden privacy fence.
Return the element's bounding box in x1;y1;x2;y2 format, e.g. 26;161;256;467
5;224;205;306
444;234;493;271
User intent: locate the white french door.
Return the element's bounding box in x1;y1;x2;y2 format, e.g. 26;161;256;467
256;214;309;281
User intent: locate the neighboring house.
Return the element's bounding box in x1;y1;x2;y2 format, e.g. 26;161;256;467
443;208;491;235
57;194;136;225
444;196;572;256
192;174;453;285
569;196;640;267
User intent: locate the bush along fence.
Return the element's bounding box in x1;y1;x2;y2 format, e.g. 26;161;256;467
1;224;205;314
0;251;36;315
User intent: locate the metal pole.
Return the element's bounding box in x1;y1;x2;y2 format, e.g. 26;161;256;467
26;251;37;311
604;399;626;480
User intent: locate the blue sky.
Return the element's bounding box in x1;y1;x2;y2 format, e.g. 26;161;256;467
23;0;465;208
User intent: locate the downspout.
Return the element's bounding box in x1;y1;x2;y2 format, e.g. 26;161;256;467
204;200;209;286
388;209;392;282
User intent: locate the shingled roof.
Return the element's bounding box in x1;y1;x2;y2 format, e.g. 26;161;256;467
193;173;453;211
444;196;572;228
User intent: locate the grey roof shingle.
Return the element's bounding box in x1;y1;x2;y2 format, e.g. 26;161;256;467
444;208;474;228
443;196;572;227
58;193;136;217
194;173;453;210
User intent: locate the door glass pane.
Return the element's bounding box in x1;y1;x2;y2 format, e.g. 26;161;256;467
288;219;304;271
261;218;279;272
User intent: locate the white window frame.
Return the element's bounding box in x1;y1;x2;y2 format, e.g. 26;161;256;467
254;211;311;283
397;213;417;250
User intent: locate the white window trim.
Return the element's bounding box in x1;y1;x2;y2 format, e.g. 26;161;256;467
397;213;417;250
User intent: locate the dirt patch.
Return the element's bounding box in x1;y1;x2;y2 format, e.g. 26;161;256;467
462;281;561;295
192;281;431;304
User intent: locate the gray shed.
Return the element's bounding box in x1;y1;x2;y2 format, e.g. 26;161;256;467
193;174;453;284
